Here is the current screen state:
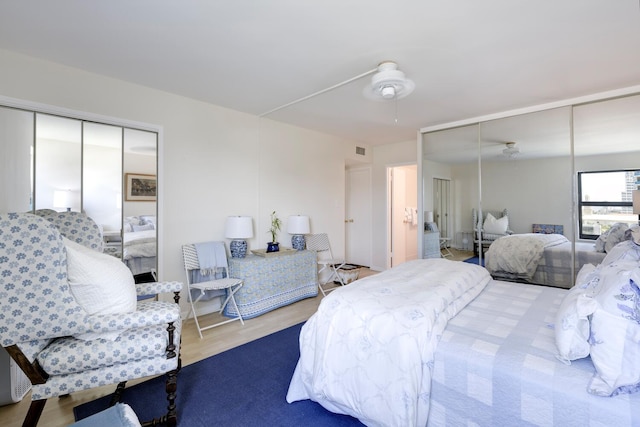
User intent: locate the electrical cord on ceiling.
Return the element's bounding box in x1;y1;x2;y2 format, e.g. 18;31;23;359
260;61;415;117
260;68;378;117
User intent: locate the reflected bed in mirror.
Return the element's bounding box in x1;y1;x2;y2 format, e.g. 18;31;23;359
484;233;605;289
123;215;157;278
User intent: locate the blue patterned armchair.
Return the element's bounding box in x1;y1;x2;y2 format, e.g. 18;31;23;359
34;210;105;252
0;213;182;427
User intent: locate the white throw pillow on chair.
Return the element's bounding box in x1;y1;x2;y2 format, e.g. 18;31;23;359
64;237;137;316
483;213;509;235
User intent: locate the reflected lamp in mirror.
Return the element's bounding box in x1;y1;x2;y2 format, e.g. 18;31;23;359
424;211;434;231
225;216;253;258
287;215;310;250
633;190;640;223
53;189;72;212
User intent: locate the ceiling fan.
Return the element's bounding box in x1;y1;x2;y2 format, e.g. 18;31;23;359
261;61;415;116
363;61;415;101
502;142;520;159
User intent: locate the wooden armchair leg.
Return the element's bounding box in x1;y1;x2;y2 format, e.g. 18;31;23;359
165;368;178;427
109;381;127;407
138;368;178;427
22;399;46;427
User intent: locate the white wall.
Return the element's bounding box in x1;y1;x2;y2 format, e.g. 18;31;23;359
481;156;573;236
0;48;356;315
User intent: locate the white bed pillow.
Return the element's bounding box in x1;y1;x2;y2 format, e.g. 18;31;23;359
605;223;629;253
64;237;137;316
595;223;630;253
483;213;509;235
601;240;640;267
140;215;157;226
132;223;154;232
554;264;599;364
587;263;640;396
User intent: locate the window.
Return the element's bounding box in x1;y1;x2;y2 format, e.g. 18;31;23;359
578;170;640;239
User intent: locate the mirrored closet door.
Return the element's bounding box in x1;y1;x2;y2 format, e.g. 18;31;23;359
420;90;640;288
0;105;158;279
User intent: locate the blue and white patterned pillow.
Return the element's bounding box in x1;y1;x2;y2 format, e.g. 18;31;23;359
555;263;599;364
587;262;640;396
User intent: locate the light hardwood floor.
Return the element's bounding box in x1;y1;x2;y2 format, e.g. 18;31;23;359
0;251;474;426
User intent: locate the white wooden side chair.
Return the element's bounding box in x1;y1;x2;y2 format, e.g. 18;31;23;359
305;233;346;296
440;237;453;258
0;213;182;427
182;242;244;339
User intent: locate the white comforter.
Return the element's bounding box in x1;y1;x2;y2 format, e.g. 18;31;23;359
286;258;491;427
485;233;568;280
122;229;156;260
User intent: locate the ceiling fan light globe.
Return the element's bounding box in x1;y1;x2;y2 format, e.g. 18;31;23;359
381;85;396;99
363;61;415;100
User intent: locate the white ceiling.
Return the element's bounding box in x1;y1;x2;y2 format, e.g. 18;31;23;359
1;1;640;146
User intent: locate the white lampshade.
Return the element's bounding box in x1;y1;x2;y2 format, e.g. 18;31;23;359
425;211;434;223
287;215;310;235
53;190;72;209
224;216;253;239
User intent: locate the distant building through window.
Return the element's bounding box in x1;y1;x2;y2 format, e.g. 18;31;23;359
578;169;640;239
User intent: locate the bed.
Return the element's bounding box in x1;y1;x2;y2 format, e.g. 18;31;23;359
122;215;157;276
485;233;606;288
429;280;637;426
287;256;640;426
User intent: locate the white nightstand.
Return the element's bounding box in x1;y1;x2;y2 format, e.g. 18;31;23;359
423;231;441;259
103;230;122;257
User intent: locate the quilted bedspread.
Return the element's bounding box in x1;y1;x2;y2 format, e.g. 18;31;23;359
123;229;156;260
485;233;568;280
286;258;491;427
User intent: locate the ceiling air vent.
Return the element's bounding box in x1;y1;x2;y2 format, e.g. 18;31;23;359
356;146;366;156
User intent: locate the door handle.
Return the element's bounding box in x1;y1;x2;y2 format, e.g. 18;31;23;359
345;219;354;223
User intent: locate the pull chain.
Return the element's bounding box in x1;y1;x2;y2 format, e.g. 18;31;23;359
394;95;398;124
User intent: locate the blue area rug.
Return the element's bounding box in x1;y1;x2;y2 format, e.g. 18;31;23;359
74;322;363;426
463;256;485;267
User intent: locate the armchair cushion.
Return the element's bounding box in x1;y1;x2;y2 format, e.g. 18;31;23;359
37;321;180;376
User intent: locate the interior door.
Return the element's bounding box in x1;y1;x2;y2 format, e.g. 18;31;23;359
346;167;371;267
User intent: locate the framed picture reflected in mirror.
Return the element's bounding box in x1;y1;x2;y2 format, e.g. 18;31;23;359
125;173;156;201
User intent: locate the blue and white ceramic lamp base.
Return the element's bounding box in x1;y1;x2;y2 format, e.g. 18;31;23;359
291;235;306;250
230;239;247;258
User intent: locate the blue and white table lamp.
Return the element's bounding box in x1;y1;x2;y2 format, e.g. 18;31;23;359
225;216;253;258
287;215;310;250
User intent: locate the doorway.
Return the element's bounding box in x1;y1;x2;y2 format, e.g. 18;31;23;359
387;164;418;268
